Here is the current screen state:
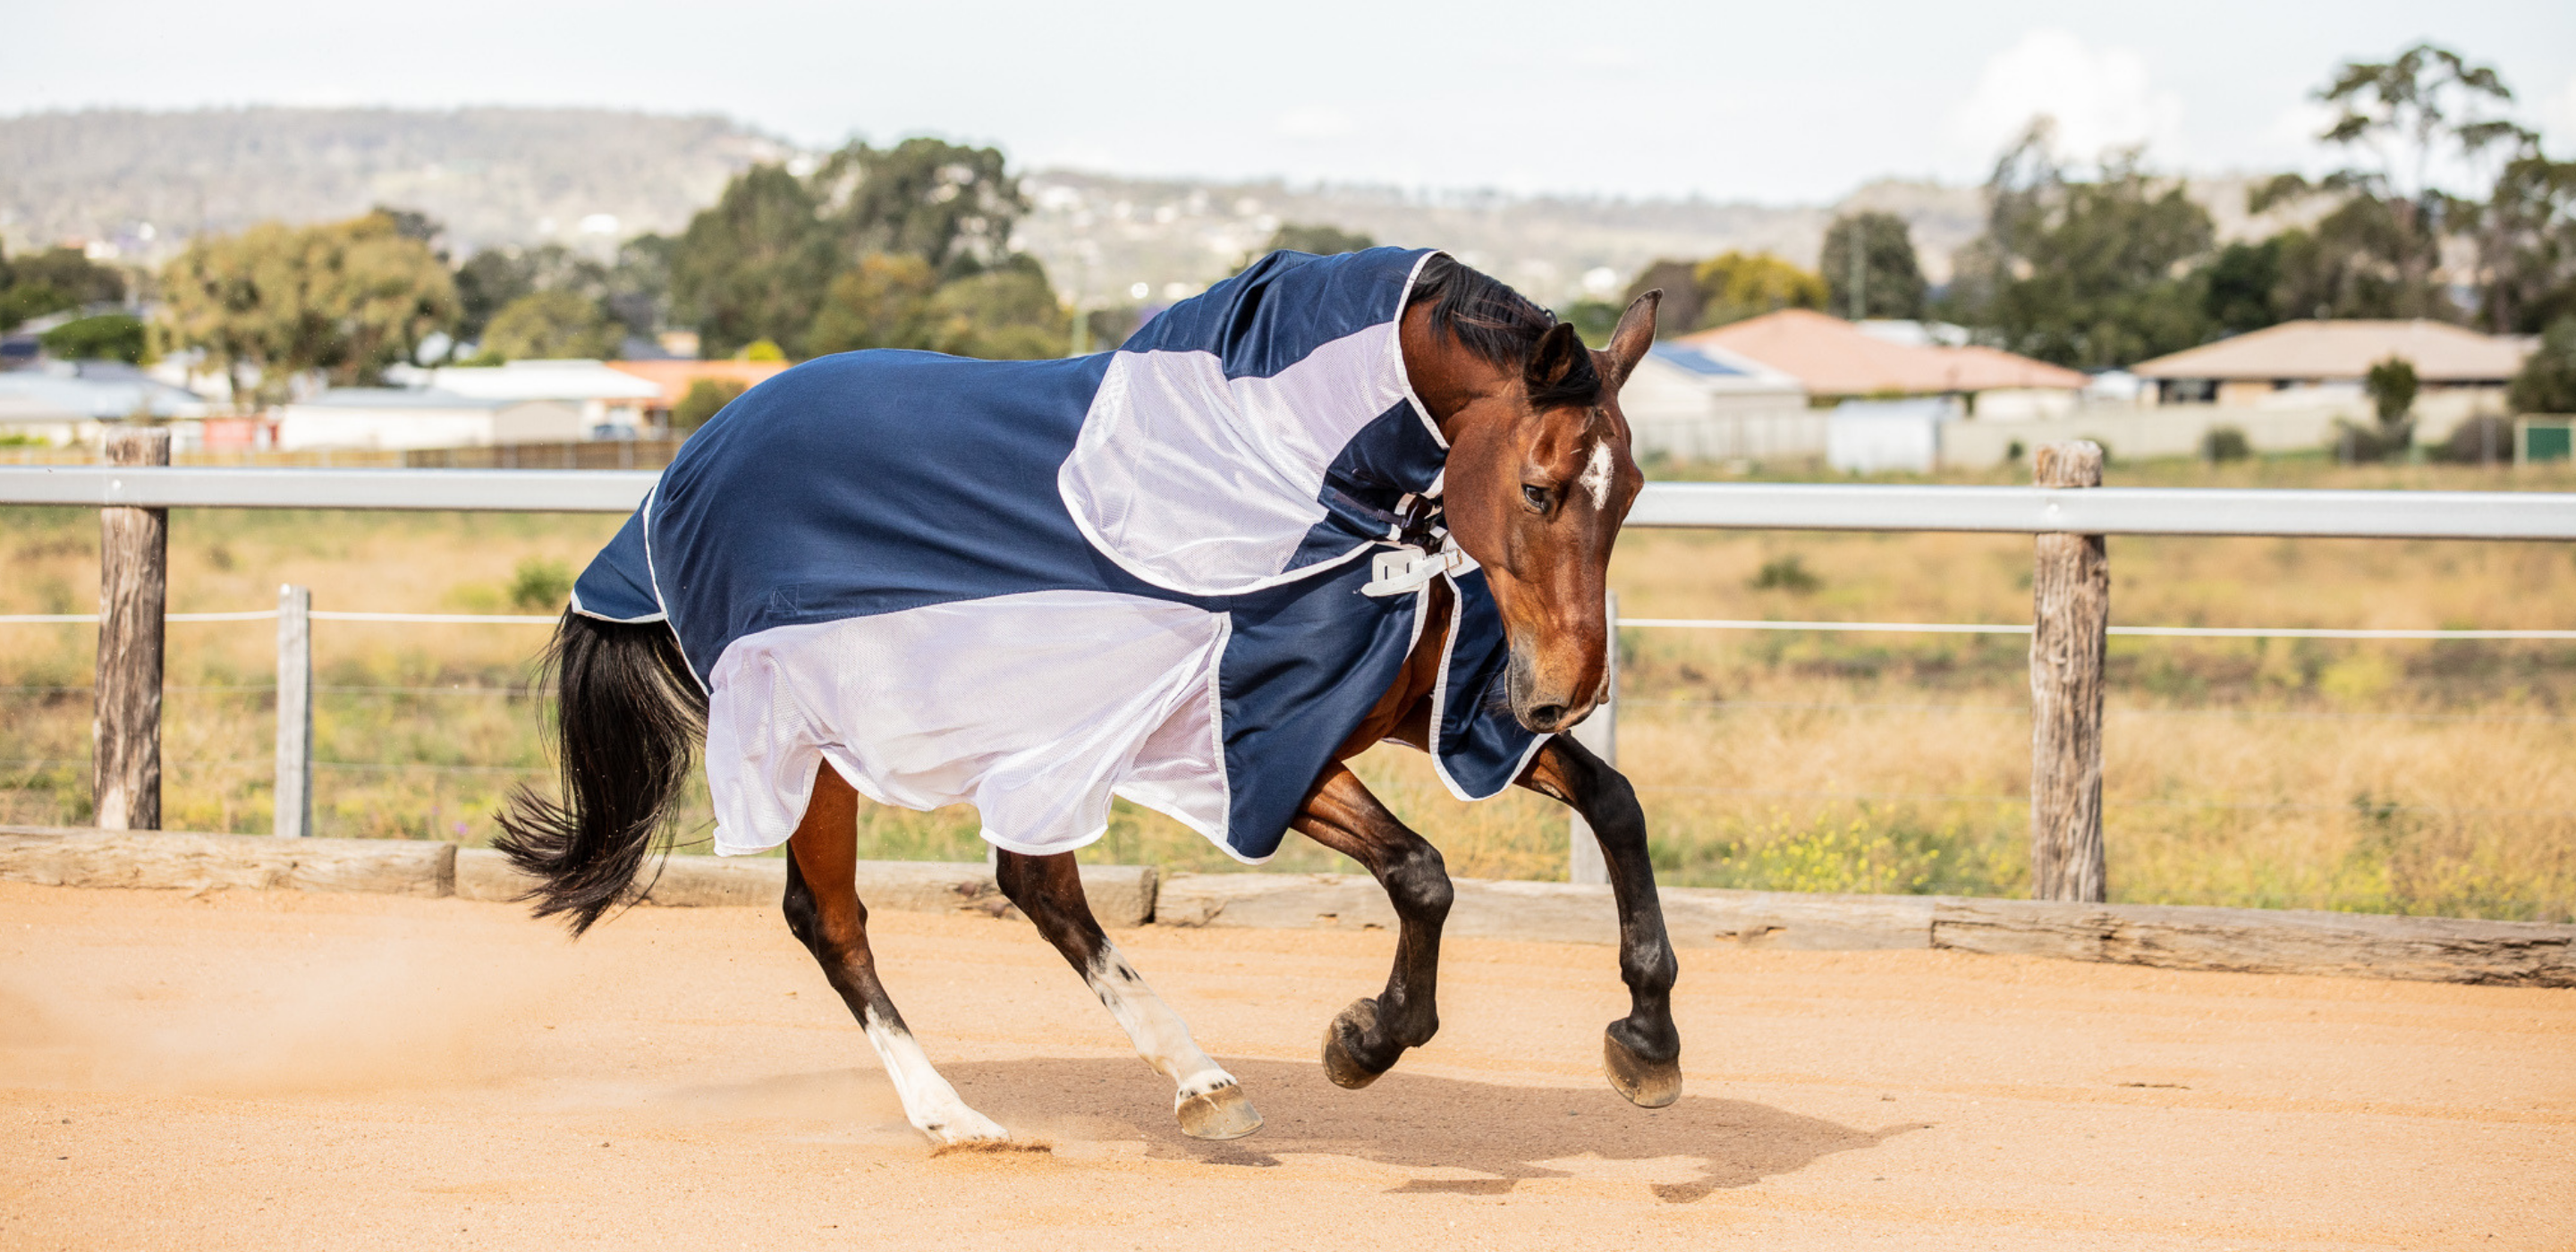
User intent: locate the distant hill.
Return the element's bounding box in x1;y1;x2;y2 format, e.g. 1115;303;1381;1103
1;106;2279;310
0;107;791;258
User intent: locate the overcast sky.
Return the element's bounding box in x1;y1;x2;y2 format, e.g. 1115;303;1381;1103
5;1;2572;203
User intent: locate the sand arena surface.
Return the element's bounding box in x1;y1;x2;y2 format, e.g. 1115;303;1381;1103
0;880;2569;1250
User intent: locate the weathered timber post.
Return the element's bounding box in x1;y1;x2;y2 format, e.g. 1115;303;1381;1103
275;584;314;838
94;427;172;831
2029;441;2107;901
1568;589;1619;885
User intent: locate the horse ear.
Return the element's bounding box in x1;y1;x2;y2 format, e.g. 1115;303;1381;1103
1525;320;1588;393
1603;290;1660;390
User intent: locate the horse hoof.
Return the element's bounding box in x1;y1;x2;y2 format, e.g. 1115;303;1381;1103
1176;1082;1263;1140
1604;1028;1682;1108
1321;998;1386;1089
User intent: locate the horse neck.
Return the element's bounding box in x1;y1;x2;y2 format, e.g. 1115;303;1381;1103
1398;305;1515;446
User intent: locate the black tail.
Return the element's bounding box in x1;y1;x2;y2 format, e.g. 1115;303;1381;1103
495;611;708;936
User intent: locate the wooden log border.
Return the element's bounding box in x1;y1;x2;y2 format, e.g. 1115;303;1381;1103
4;827;2566;987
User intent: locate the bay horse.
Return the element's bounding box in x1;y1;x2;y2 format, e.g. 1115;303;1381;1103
497;250;1679;1145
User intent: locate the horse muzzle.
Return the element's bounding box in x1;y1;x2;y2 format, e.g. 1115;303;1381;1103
1504;645;1599;734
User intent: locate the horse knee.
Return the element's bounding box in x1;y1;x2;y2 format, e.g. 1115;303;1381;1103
1385;845;1453;922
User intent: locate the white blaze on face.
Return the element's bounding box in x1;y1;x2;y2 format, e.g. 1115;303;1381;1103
1577;438;1615;511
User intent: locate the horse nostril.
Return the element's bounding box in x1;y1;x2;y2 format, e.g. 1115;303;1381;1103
1527;703;1566;730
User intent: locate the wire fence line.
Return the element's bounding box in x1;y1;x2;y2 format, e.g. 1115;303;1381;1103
1617;617;2576;640
6;606;2570;639
1624;698;2576;724
0;610;558;624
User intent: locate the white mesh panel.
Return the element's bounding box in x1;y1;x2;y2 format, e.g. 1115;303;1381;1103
1060;322;1410;595
701;591;1229;857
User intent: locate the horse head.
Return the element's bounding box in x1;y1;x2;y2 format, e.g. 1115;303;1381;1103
1410;279;1658;734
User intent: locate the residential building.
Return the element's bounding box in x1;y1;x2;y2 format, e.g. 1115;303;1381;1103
1675;309;2088;419
2131;320;2529;410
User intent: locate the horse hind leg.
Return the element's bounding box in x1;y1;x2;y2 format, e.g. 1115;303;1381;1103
784;766;1007;1145
994;849;1261;1140
1291;763;1453;1088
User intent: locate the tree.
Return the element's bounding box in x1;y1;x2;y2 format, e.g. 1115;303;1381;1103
606;233;678;339
807;252;940;356
1623;259;1704;338
1945;124;2216;368
812;138;1029;277
2256;44;2529;324
670;139;1057;360
453;243;614;343
1691;251;1827;328
668;164;836;359
2510;316;2576;414
480;290;623;360
2201;237;2286;334
38;313;148;363
922;257;1068;360
0;243;127;331
1819;212;1927;320
2470;151;2576;334
159;210;458;405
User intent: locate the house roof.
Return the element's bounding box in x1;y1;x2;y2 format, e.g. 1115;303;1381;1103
0;364;210;422
605;359;792;407
1676;309;2087;395
420;360;665;402
2131;320;2528;383
1642;340;1804;391
284;387;513;412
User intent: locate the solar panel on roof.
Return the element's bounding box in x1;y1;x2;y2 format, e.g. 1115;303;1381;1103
1648;343;1747;376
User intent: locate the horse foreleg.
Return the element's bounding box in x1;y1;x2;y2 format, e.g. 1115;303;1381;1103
1292;762;1453;1089
784;765;1007;1145
993;849;1260;1140
1518;736;1682;1107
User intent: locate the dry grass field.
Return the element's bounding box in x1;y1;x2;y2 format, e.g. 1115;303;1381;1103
4;454;2573;921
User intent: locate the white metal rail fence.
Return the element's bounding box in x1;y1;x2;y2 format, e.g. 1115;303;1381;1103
5;441;2576;901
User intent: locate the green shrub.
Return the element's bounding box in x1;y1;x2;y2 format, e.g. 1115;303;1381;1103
507;557;572;612
1750;554;1821;593
2436;415;2514;464
2199;425;2251;462
674;378;749;431
2510;317;2576;414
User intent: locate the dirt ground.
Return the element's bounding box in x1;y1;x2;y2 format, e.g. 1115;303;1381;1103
0;882;2569;1251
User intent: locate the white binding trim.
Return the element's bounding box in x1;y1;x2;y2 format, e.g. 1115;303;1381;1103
637;483;708;694
1394;250;1447;451
1424;570;1555;802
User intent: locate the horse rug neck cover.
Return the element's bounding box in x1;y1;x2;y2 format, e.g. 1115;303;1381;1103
570;248;1545;861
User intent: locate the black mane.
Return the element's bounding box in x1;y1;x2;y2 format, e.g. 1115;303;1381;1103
1405;253;1602;410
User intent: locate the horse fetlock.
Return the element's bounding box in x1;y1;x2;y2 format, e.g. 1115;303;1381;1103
1321;996;1402;1088
1602;1020;1682;1109
1175;1080;1263;1140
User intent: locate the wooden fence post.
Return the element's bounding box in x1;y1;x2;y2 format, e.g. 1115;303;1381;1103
1568;589;1619;885
275;584;313;838
2029;441;2107;901
94;427;171;831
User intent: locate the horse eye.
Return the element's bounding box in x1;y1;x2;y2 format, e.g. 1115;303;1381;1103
1521;484;1550;512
